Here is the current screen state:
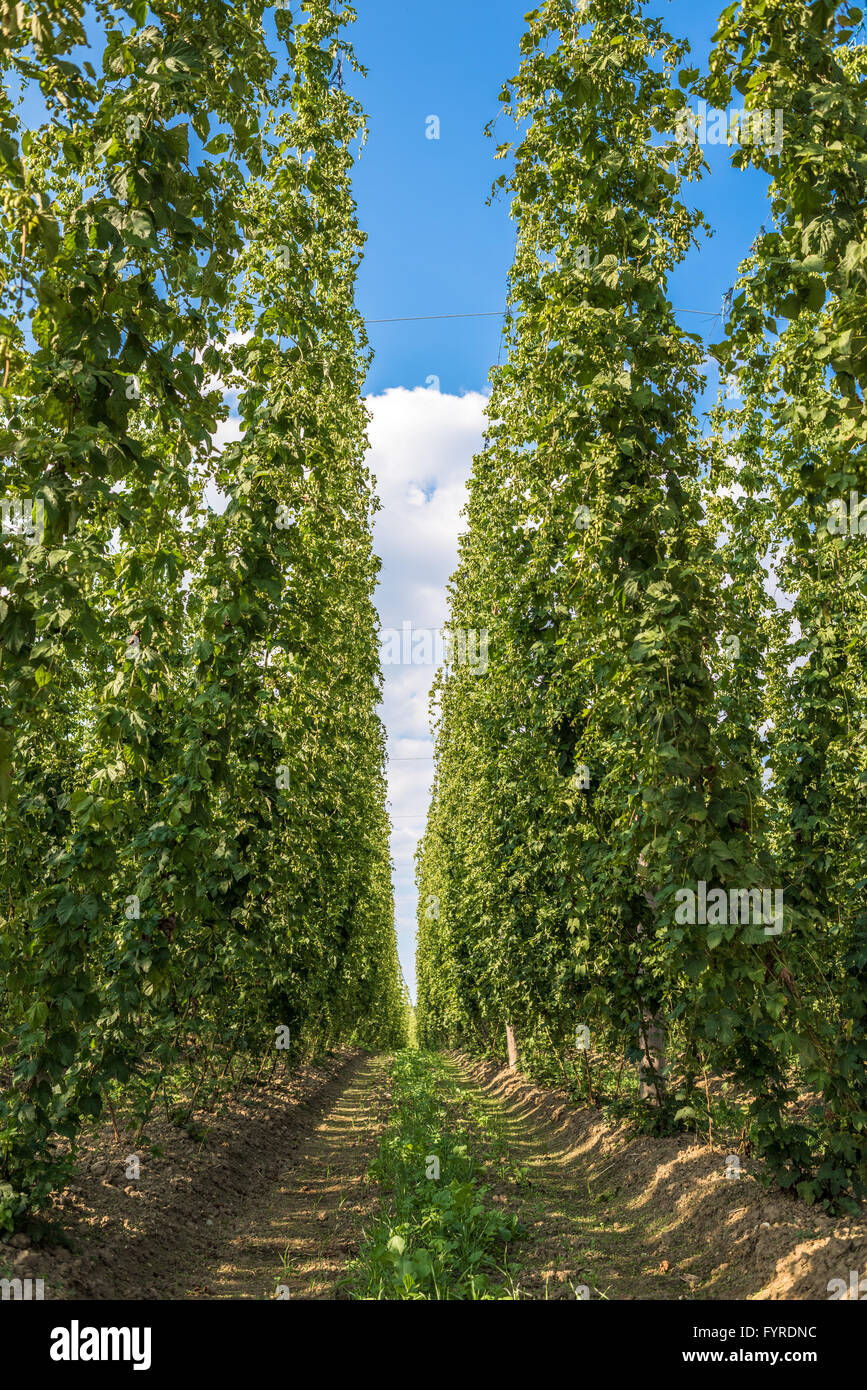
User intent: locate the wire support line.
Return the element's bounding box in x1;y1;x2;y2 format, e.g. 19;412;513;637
365;311;506;324
363;306;718;325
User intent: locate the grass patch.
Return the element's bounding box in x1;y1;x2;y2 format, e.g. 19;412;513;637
346;1049;524;1300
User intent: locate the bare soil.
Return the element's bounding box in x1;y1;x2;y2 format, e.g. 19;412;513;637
3;1047;864;1302
182;1053;391;1299
0;1048;382;1300
452;1052;867;1301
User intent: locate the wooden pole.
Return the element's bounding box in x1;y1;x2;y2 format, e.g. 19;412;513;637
637;855;666;1105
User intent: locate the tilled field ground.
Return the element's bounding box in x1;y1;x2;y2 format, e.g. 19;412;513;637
0;1049;383;1301
3;1048;864;1301
450;1053;867;1301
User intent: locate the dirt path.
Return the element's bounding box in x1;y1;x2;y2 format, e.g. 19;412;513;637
184;1054;391;1300
449;1054;867;1301
10;1047;864;1302
6;1048;391;1301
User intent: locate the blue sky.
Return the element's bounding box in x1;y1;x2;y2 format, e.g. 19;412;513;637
351;0;773;999
352;0;772;394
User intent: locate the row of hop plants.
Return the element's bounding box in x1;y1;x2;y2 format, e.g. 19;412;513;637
0;0;407;1232
417;0;867;1213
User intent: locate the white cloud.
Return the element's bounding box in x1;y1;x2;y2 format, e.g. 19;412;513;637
367;386;488;999
204;385;486;1000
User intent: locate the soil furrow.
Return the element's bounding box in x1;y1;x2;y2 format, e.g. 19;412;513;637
450;1053;867;1301
5;1049;380;1300
184;1054;391;1300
